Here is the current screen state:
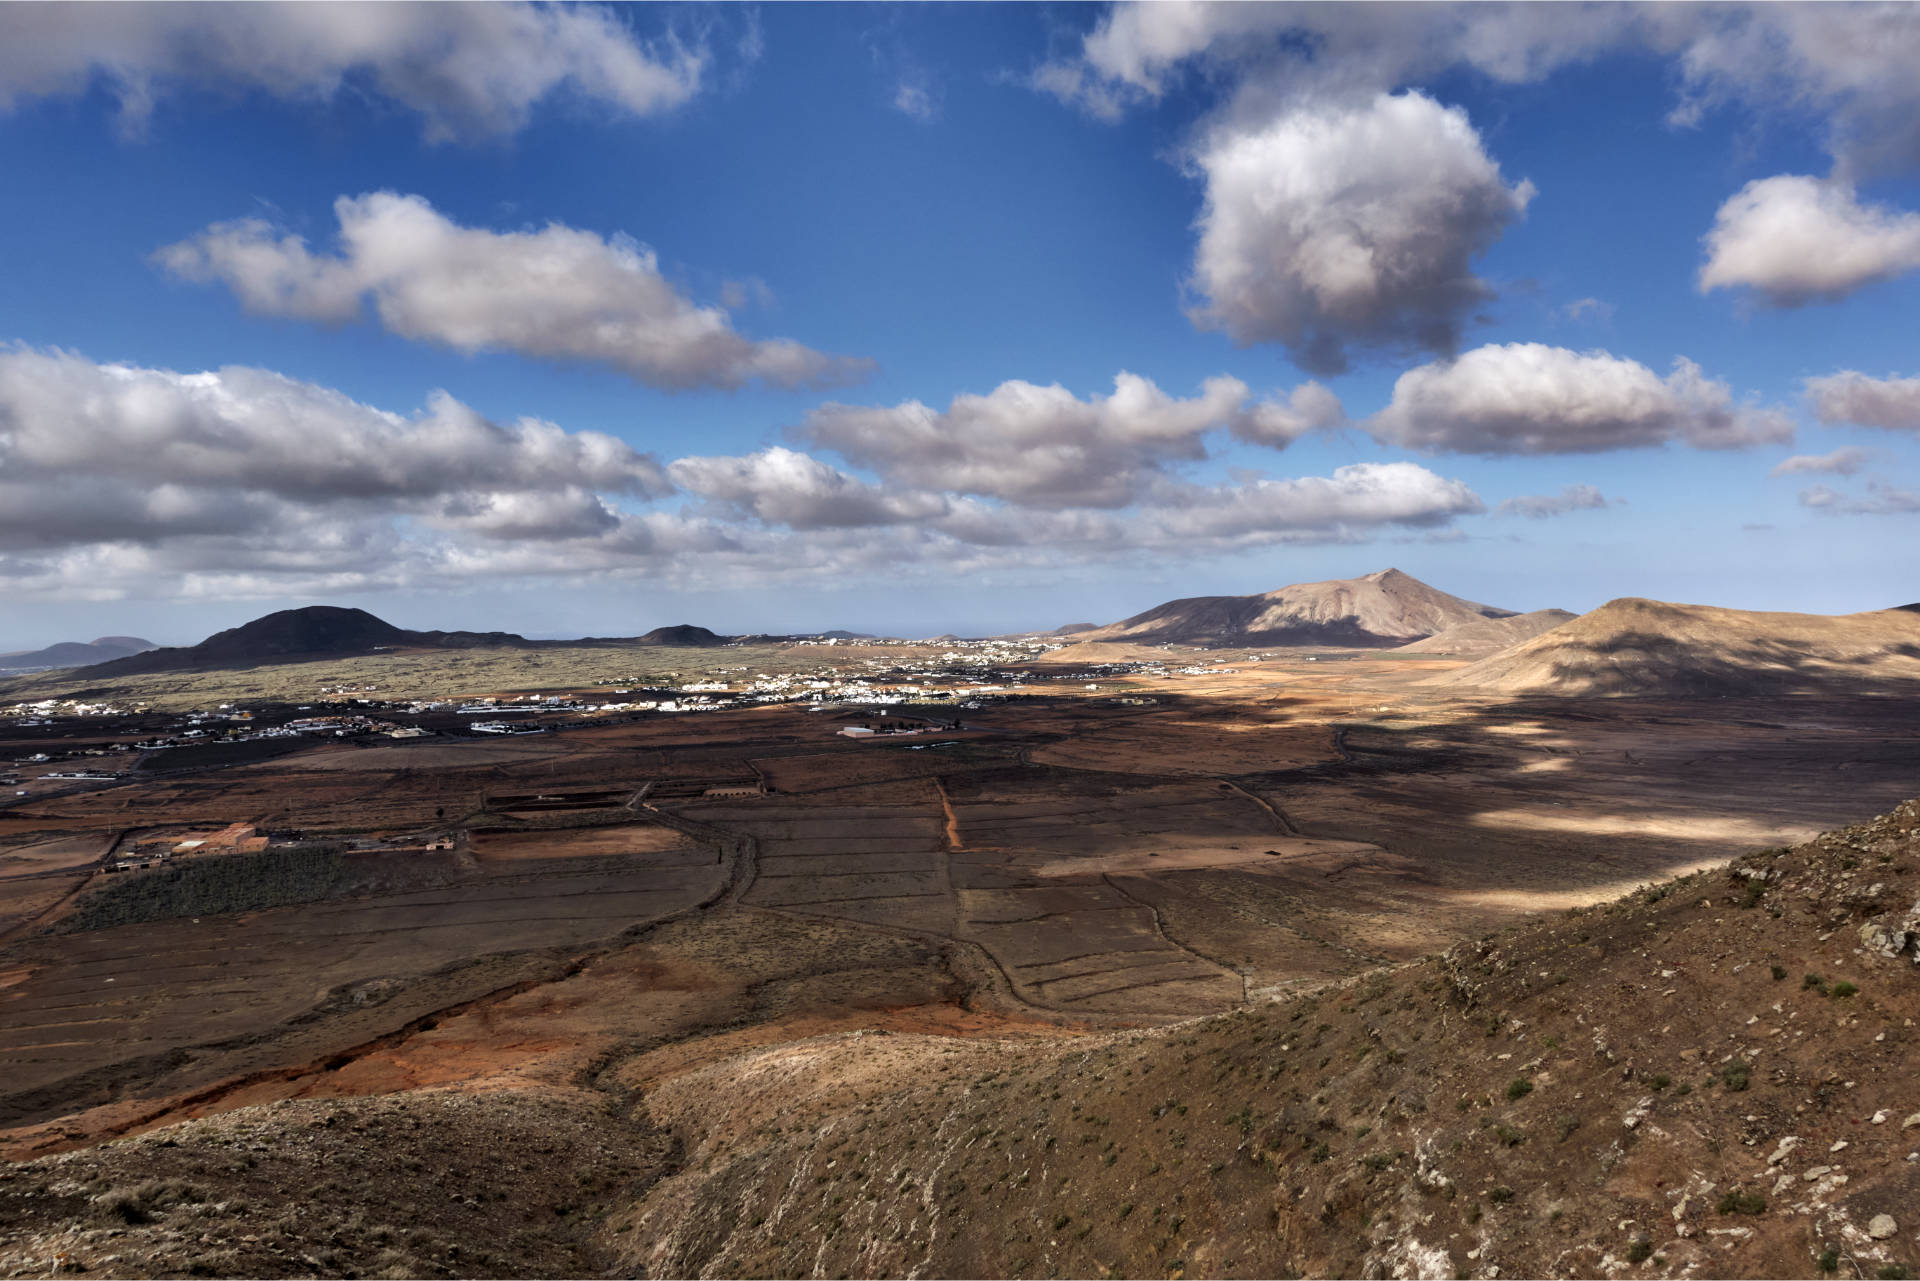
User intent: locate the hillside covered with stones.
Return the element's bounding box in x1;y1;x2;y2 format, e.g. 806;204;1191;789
619;799;1920;1279
1;801;1915;1280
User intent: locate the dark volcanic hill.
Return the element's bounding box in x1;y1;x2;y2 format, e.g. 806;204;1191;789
77;607;533;677
636;624;727;647
0;636;154;673
1076;568;1513;648
1424;596;1920;696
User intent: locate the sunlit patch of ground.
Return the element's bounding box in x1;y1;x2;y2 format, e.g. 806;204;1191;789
1467;807;1814;846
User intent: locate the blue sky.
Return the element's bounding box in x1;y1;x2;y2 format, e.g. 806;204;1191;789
2;2;1918;647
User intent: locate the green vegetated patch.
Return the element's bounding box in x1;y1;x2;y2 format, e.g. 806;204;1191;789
6;642;820;712
136;737;316;772
58;845;349;932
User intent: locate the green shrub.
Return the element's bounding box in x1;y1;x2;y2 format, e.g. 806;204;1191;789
1488;1186;1514;1204
1715;1189;1766;1215
1771;964;1788;981
1817;1246;1840;1273
1627;1238;1653;1264
1830;981;1859;999
1506;1078;1533;1101
1721;1061;1752;1092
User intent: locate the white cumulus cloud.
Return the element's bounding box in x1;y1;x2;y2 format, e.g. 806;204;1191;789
158;193;872;392
0;346;1486;602
1805;370;1920;433
1495;484;1611;518
0;1;706;141
1367;343;1794;455
668;447;949;530
801;372;1339;508
1144;463;1485;542
1800;482;1920;515
1189;91;1534;375
1699;176;1920;306
1042;3;1920;179
1770;447;1868;477
0;345;670;505
1037;2;1634;119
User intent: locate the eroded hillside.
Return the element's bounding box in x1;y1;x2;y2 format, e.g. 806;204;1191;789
615;801;1920;1279
3;801;1915;1279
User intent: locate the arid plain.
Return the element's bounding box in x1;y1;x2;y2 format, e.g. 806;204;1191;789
2;592;1918;1278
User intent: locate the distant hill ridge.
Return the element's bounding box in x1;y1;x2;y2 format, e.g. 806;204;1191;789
1394;608;1577;657
1424;596;1920;696
1076;568;1513;648
72;607;739;678
0;636;155;672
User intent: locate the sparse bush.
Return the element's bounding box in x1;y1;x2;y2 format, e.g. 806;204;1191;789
1489;1186;1514;1204
1648;1073;1672;1091
92;1179;209;1226
1716;1188;1766;1215
1818;1246;1840;1273
1771;965;1788;981
1506;1078;1533;1101
96;1190;150;1225
1721;1061;1751;1092
1805;973;1828;993
1830;981;1859;999
1878;1268;1910;1281
1627;1238;1653;1264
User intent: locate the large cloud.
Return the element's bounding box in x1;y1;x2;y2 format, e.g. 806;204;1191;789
0;2;704;141
1661;3;1920;180
0;345;669;505
1044;4;1920;177
0;347;1488;602
1036;3;1634;120
1805;371;1920;433
801;372;1340;508
1188;91;1534;375
1140;463;1484;542
1042;5;1920;339
1367;343;1793;455
158;193;870;392
1699;176;1920;306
